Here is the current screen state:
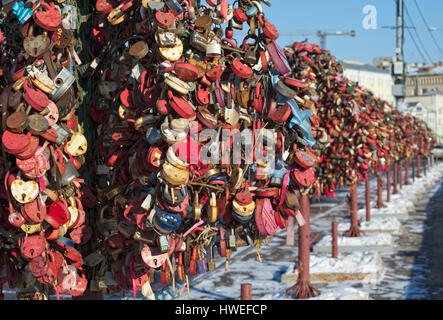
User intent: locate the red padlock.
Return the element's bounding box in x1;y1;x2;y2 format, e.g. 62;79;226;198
233;8;248;23
69;225;93;245
23;80;49;111
14;135;40;160
21;197;47;224
34;2;62;31
96;0;114;14
28;252;50;278
206;64;225;82
231;60;253;78
174;62;199;82
19;235;47;260
155;10;176;29
2;131;31;155
45;199;71;229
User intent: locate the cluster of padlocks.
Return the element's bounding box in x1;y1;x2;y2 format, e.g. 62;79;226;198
0;0;91;299
0;0;436;300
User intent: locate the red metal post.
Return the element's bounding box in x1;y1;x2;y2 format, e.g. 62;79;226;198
377;170;383;208
405;158;410;185
417;155;421;178
298;194;311;283
365;178;371;222
399;161;403;188
412;157;415;183
241;283;252;300
332;221;338;259
393;162;398;194
386;166;391;203
285;194;320;299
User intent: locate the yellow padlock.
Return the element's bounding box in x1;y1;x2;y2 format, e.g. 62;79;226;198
208;192;218;223
20;222;42;234
67;197;79;229
107;4;126;25
65;124;88;156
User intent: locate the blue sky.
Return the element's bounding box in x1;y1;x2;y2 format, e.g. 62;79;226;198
234;0;443;65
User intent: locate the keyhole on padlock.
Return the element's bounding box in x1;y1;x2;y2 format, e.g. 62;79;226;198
37;212;41;219
56;78;63;86
22;193;26;201
154;258;158;266
30;249;34;256
33;48;38;55
49;114;55;120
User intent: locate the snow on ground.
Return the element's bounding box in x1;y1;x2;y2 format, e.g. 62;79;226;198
338;217;401;233
315;233;393;248
261;285;369;300
283;251;381;275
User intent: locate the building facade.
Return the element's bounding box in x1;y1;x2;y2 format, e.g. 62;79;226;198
405;72;443;97
404;92;443;144
341;60;394;105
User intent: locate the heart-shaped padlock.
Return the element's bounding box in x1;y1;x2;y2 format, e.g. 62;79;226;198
10;178;40;204
19;235;47;260
34;1;62;31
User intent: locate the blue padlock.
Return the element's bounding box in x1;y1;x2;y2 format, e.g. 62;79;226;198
246;6;258;17
165;0;183;15
12;1;34;24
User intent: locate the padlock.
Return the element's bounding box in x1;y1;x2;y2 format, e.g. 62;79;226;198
228;227;236;251
51;68;75;102
34;1;62;31
206;38;222;58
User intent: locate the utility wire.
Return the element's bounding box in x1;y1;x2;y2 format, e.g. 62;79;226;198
404;2;434;64
412;0;443;59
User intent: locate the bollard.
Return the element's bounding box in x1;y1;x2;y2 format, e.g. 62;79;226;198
298;194;311;283
405;158;411;186
386;167;391;203
424;156;427;176
365;179;371;222
399;161;403;188
346;184;362;237
393;162;398;195
376;171;383;209
332;222;338;259
241;284;252;300
412;157;415;183
285;193;320;299
417;155;421;178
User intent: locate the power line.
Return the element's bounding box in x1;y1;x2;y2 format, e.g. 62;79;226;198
390;0;435;64
405;26;429;64
404;2;435;64
412;0;443;59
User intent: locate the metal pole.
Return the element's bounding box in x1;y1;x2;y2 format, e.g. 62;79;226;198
424;156;427;176
241;284;252;300
298;194;312;284
332;222;338;259
377;170;383;208
417;155;421;178
386;167;391;203
365;178;371;222
394;0;405;108
399;161;403;188
412;157;415;182
405;158;410;185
